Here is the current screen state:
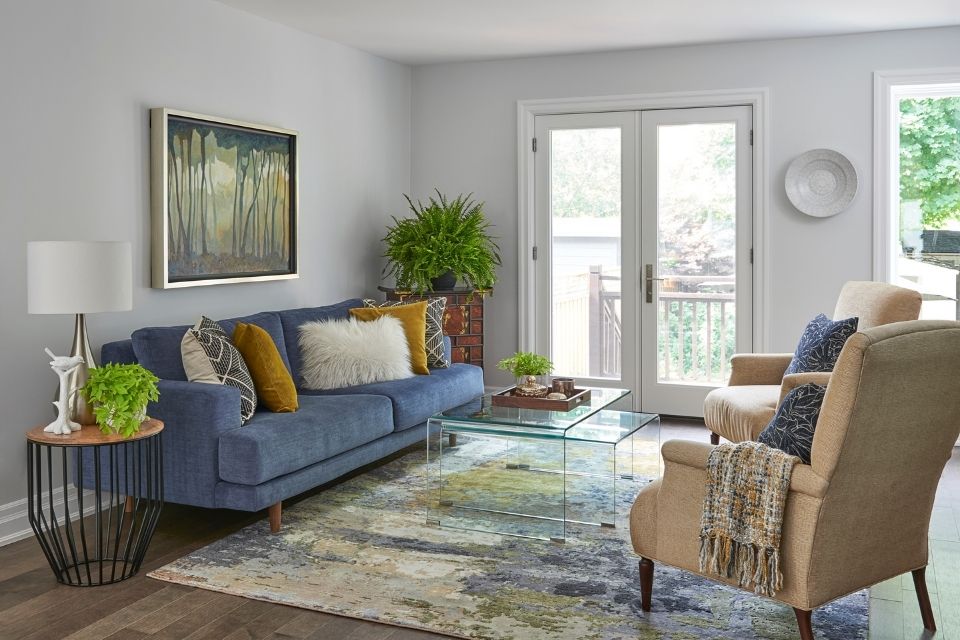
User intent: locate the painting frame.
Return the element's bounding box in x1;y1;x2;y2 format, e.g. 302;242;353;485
150;108;299;289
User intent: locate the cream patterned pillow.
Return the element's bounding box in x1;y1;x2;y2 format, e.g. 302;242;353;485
181;316;257;423
363;298;448;368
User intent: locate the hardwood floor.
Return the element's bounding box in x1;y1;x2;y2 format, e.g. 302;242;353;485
0;421;957;640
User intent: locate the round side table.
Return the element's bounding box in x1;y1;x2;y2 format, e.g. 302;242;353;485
26;419;164;586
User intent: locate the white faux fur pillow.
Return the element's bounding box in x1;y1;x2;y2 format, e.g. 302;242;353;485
298;316;414;390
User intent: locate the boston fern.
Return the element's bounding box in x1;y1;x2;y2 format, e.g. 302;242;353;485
383;190;501;293
497;352;554;378
83;363;160;438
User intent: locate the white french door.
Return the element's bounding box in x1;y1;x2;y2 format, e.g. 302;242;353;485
639;106;753;415
532;106;753;416
533;112;639;397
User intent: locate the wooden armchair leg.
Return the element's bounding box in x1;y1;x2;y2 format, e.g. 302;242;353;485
638;558;654;612
710;432;720;445
794;608;814;640
268;501;282;533
912;567;937;632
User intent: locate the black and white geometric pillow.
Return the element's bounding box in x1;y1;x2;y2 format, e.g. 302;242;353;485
785;314;858;374
181;316;257;423
757;383;827;464
363;298;449;368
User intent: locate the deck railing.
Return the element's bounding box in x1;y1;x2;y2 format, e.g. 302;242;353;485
553;267;735;383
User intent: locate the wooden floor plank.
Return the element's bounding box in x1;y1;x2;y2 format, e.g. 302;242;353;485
127;588;225;633
182;598;280;640
146;593;247;640
62;585;193;640
219;605;304;640
270;611;335;639
930;539;960;639
869;598;906;640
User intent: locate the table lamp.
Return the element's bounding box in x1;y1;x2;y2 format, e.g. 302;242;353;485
27;241;133;425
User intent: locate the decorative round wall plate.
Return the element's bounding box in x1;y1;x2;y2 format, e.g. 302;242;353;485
785;149;858;217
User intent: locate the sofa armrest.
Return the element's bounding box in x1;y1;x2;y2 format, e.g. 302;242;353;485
148;380;242;507
778;372;833;405
728;353;794;386
660;439;828;498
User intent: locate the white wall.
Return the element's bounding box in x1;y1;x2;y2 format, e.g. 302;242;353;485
410;26;960;386
0;0;411;525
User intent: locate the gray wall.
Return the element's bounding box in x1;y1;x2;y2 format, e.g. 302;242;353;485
0;0;411;512
409;26;960;386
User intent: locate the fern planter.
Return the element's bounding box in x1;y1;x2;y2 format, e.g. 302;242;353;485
383;190;500;294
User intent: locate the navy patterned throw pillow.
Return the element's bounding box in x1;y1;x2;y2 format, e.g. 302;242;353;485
757;383;827;464
785;314;858;374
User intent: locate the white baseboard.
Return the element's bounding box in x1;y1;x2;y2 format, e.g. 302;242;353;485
0;488;104;548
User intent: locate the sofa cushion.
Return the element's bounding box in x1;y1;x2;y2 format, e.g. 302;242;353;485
302;363;484;431
233;322;299;413
218;394;394;485
132;311;289;381
182;316;258;423
278;299;364;385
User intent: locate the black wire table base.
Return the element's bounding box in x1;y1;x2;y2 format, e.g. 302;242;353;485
26;432;163;586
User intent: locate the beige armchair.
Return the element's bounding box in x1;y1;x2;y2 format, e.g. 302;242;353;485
705;281;921;444
631;320;960;639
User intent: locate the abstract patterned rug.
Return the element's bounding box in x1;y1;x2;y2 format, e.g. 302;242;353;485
150;436;867;639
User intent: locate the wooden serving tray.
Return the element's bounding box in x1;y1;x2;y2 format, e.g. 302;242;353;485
491;387;591;411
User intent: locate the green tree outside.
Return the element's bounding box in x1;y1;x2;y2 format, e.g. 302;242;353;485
900;97;960;228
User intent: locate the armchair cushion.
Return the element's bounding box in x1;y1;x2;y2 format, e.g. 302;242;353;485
785;314;858;374
757;383;828;463
704;385;779;442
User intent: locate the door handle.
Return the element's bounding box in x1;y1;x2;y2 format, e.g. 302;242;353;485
644;264;664;303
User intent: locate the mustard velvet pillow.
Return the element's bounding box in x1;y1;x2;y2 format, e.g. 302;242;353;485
350;300;430;375
232;322;299;413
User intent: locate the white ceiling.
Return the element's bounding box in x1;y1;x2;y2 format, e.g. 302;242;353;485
215;0;960;65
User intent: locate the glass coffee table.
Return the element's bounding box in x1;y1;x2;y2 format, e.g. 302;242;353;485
426;388;660;542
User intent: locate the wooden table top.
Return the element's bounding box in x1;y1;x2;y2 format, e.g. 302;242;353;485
26;419;163;446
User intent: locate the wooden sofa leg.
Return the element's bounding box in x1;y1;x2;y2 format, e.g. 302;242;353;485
710;432;720;445
794;608;814;640
638;558;654;612
912;567;937;632
268;502;282;533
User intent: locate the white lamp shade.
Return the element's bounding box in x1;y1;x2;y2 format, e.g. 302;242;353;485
28;241;133;314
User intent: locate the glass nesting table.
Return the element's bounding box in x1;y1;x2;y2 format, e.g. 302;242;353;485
426;388;660;542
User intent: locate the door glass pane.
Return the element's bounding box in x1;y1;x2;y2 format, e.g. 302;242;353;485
656;123;737;384
896;95;960;320
550;128;621;379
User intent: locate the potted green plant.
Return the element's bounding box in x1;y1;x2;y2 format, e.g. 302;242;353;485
383;190;501;293
497;352;554;397
82;363;160;438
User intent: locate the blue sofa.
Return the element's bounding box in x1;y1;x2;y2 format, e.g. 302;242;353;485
98;298;484;530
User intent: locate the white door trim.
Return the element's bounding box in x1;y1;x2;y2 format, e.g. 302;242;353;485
872;68;960;282
517;88;771;364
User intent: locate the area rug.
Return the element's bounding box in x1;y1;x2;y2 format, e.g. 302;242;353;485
149;435;867;639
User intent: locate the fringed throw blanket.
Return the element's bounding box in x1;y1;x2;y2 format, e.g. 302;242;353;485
699;441;799;597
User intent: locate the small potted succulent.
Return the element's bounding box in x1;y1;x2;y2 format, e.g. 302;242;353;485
82;363;160;438
497;352;554;398
383;190;501;293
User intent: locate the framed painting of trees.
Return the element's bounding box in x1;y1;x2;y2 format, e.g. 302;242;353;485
150;108;298;288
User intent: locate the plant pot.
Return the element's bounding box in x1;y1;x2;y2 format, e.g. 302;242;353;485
430;270;457;291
